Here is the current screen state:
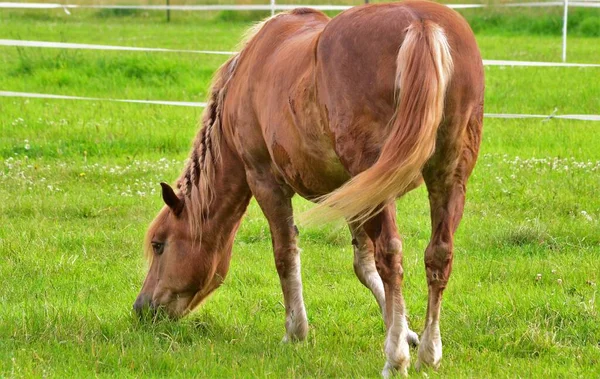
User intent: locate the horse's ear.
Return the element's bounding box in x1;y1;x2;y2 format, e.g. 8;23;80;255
160;182;184;215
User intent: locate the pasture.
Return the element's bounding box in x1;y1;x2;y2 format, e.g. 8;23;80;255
1;4;599;377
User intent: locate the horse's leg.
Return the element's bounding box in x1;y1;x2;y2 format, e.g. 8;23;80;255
416;115;481;370
349;222;419;348
415;172;464;370
363;205;410;377
246;173;308;342
349;223;386;315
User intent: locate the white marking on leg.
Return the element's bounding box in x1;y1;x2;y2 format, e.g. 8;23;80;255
407;328;420;347
281;250;308;342
382;313;410;377
380;276;411;378
416;320;442;370
353;244;386;315
416;291;443;370
354;246;419;347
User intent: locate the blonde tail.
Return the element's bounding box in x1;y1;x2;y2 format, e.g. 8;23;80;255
303;20;453;224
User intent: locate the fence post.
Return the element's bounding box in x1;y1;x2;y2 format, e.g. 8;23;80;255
271;0;275;16
562;0;568;62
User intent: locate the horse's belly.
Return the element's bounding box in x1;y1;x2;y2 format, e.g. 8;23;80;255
268;132;349;199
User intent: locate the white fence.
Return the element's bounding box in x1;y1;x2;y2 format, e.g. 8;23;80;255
2;91;599;121
1;1;599;61
0;1;599;120
2;39;600;68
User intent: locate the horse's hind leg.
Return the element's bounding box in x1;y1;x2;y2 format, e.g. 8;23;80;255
363;205;411;377
349;223;419;347
416;112;482;370
349;223;386;315
246;173;308;342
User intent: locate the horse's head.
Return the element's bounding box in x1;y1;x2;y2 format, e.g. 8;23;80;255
133;182;230;320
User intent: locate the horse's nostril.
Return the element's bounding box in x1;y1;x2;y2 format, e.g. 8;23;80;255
133;294;153;315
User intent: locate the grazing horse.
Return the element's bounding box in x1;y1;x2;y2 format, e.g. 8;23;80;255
134;1;484;376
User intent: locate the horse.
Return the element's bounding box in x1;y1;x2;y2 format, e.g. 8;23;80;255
133;1;484;376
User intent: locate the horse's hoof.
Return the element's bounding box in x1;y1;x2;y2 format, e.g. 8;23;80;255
415;352;442;371
281;328;308;344
407;329;420;347
415;351;442;372
416;324;442;370
381;361;408;378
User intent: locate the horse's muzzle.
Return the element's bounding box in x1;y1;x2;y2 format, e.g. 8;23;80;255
133;293;156;317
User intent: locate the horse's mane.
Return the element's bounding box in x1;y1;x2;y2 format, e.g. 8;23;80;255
177;60;231;242
179;15;284;241
144;13;293;262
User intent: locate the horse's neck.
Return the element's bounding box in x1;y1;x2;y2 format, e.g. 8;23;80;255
197;132;252;250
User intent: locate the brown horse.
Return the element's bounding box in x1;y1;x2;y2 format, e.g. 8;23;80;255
134;1;483;376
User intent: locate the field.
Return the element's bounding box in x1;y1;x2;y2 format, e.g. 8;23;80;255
1;4;600;378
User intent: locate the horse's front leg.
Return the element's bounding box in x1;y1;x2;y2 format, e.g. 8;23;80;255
247;173;308;342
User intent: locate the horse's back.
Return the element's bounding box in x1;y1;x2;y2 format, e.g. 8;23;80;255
317;1;484;174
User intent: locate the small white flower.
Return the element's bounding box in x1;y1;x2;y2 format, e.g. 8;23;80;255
580;210;593;222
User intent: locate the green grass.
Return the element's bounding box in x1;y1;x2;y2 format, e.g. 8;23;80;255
1;6;600;378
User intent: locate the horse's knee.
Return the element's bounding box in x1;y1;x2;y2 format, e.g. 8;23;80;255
424;242;453;287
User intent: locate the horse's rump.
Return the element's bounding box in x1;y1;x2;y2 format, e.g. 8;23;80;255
307;2;476;222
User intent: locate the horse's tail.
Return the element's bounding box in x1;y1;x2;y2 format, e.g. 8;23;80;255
303;20;453;224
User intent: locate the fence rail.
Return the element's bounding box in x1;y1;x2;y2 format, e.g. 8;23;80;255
1;1;599;9
1;1;599;61
2;91;599;121
2;39;600;68
1;1;599;118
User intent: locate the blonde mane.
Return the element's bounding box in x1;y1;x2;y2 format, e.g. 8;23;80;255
177;63;229;243
177;14;290;240
144;13;294;262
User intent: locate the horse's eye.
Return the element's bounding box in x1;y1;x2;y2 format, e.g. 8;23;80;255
151;242;165;255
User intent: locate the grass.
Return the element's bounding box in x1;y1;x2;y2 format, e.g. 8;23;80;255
1;4;600;378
